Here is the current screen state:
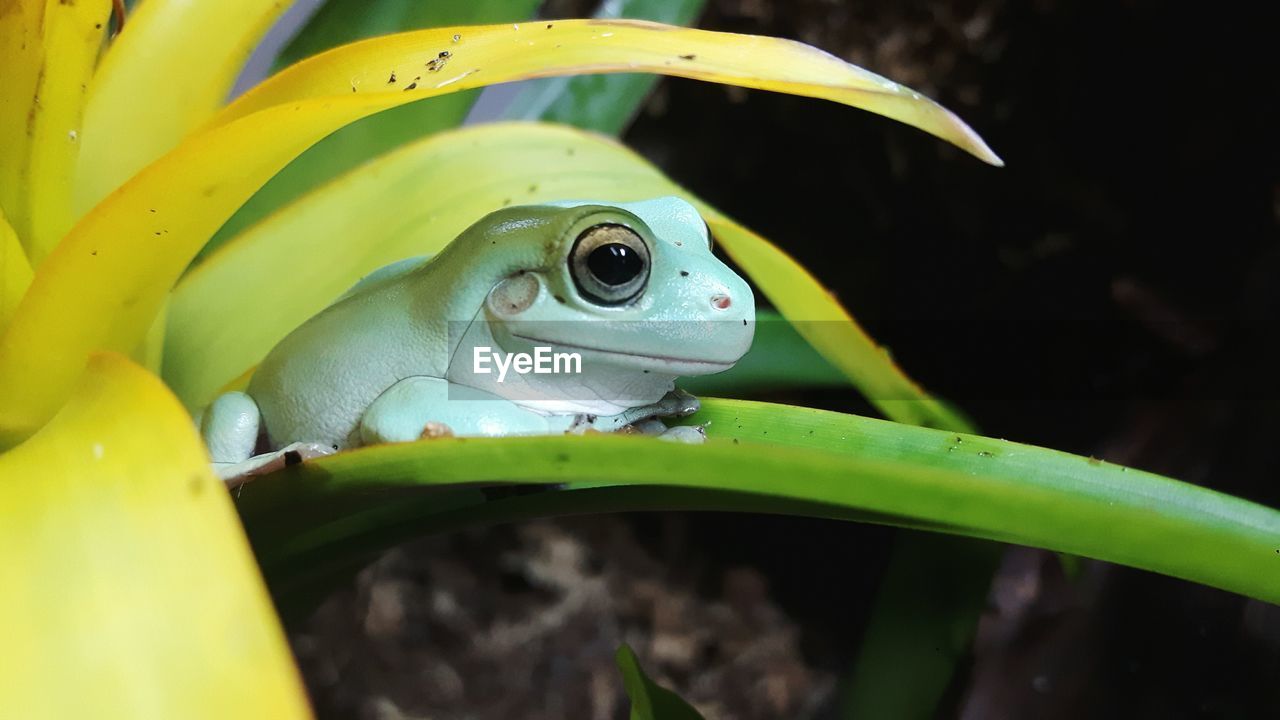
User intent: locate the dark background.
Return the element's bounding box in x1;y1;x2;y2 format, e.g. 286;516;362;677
294;1;1280;717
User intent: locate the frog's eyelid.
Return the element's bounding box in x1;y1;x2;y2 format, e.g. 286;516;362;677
702;219;715;251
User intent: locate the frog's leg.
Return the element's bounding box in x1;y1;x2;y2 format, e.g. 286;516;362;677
627;418;707;444
595;388;708;443
200;391;334;487
216;442;336;488
359;376;568;444
200;391;261;465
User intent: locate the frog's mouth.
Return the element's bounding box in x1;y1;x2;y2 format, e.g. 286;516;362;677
510;334;736;372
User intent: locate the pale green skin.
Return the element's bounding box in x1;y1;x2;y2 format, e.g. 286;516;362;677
202;197;755;480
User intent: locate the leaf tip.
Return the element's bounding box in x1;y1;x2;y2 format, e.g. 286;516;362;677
937;103;1004;167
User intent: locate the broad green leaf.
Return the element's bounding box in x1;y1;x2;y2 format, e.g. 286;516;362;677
166;123;960;438
74;0;296;213
23;0;112;263
235;398;1280;611
0;19;997;445
210;0;543;247
0;0;46;242
0;207;32;330
0;353;311;719
616;644;707;720
500;0;708;135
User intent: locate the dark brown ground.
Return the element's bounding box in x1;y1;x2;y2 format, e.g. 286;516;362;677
293;1;1280;717
296;518;833;719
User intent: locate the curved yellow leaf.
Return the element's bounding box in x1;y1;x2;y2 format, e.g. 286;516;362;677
74;0;295;214
0;353;311;719
26;0;111;262
0;19;997;445
1;206;33;330
167;122;966;432
216;19;1002;167
0;100;369;447
701;215;971;431
0;0;45;242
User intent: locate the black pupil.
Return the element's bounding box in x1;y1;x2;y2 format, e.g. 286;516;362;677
587;243;643;286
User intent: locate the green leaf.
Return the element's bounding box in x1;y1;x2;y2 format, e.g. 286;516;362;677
500;0;708;135
841;535;1000;720
616;643;706;720
235;398;1280;618
205;0;543;251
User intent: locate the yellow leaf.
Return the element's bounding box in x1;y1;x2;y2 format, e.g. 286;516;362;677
0;206;33;330
25;0;111;262
0;19;997;445
0;96;375;447
74;0;294;214
0;0;47;245
700;215;972;431
0;353;311;719
167;122;966;431
215;19;1002;168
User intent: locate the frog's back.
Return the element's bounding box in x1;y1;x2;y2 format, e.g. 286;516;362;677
247;261;448;450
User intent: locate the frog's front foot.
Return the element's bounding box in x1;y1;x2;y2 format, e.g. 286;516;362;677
216;442;336;489
658;425;707;444
419;421;455;439
648;388;701;419
614;388;701;428
624;417;708;444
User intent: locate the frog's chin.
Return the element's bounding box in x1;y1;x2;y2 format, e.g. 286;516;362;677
509;334;736;376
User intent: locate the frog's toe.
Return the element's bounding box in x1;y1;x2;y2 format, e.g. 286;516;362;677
279;441;337;464
625;418;669;436
419;421;455;440
648;389;700;418
657;425;707;444
216;442;336;489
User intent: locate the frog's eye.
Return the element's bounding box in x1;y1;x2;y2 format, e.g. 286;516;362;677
570;223;650;306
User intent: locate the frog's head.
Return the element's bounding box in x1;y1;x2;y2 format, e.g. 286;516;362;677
473;197;755;379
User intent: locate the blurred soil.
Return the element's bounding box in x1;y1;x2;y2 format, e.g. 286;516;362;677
296;519;832;720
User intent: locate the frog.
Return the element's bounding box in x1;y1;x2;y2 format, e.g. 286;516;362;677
199;197;756;484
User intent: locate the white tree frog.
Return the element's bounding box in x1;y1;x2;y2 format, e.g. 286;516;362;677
200;197;755;483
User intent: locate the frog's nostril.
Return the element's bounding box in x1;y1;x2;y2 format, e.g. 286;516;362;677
711;294;732;310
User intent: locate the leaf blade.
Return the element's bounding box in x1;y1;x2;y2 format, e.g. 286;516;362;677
214;20;1002;168
499;0;708;135
0;353;311;719
24;0;112;262
209;0;543;249
0;0;46;241
616;644;707;720
237;398;1280;608
0;206;33;331
0;20;998;444
74;0;296;213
